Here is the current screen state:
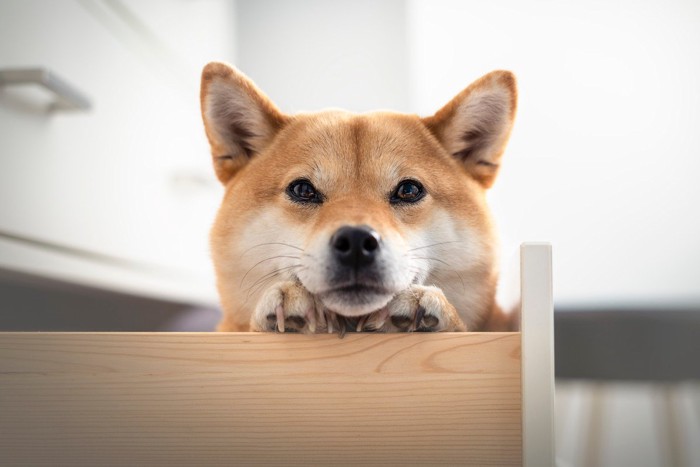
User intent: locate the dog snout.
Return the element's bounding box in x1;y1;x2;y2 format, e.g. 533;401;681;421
330;225;381;268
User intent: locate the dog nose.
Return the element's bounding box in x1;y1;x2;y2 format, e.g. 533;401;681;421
330;226;381;268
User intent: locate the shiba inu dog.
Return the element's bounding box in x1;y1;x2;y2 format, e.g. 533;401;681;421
200;62;517;333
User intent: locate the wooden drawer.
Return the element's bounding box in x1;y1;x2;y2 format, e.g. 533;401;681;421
0;244;555;466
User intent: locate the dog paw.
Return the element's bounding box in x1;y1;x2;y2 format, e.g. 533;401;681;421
360;285;466;332
251;281;340;334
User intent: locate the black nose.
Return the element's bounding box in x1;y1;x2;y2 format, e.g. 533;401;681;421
330;226;381;268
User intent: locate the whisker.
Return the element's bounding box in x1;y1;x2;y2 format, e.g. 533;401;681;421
245;266;308;303
240;242;304;256
408;255;452;268
240;255;301;288
244;273;281;303
407;241;461;252
300;252;319;262
408;256;466;292
242;264;303;295
447;270;466;292
244;270;285;303
444;279;467;294
407;269;428;284
406;265;430;275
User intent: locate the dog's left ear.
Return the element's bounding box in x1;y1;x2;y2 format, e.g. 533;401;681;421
423;71;517;188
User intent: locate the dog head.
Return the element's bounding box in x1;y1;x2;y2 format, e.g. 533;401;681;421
201;63;516;324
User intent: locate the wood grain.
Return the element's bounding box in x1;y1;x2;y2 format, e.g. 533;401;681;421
0;332;521;466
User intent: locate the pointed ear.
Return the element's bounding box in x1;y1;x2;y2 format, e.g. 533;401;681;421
200;62;287;184
422;70;517;188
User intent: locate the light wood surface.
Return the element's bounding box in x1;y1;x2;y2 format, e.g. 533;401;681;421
0;332;521;466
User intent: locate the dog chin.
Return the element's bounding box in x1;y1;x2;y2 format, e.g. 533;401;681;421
317;286;395;317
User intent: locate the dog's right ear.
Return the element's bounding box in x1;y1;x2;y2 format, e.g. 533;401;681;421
200;62;287;184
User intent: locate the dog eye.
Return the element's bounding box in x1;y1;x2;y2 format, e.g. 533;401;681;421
287;179;322;204
391;179;425;204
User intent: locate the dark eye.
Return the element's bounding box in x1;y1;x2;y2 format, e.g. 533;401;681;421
287;179;322;204
391;179;425;204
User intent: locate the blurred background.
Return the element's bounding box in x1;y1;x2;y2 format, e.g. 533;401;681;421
1;1;699;465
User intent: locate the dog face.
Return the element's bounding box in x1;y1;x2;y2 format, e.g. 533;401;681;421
201;63;516;330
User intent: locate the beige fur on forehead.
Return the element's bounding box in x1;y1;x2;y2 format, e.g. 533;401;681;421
263;111;462;186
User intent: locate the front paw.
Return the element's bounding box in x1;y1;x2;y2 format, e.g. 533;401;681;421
361;285;467;332
251;281;336;334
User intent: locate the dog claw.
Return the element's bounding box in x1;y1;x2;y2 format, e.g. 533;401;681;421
307;308;317;333
381;285;466;332
356;315;369;332
275;305;285;333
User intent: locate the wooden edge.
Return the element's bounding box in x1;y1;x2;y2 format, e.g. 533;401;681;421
0;331;516;337
0;331;523;466
521;242;555;467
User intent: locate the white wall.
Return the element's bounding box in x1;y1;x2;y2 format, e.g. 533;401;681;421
408;0;700;306
234;0;700;306
236;0;410;113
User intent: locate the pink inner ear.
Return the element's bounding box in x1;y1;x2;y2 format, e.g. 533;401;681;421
453;128;500;168
422;74;516;188
449;89;514;170
202;64;288;165
204;79;265;156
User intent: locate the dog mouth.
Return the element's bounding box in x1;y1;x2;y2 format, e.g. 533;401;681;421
317;283;394;316
323;284;389;295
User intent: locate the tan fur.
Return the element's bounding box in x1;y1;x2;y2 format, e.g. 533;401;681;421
200;62;517;333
